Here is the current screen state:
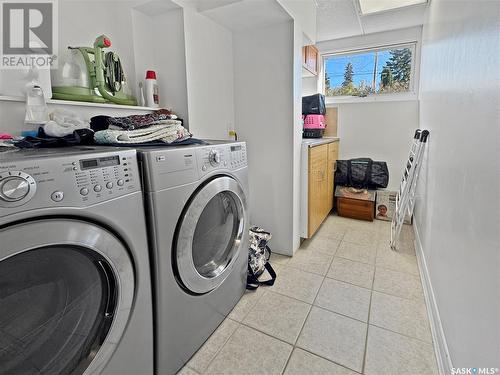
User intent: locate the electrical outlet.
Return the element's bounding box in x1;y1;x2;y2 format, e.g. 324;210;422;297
227;122;236;140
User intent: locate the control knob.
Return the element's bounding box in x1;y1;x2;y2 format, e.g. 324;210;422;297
0;176;29;201
0;171;36;205
208;149;221;166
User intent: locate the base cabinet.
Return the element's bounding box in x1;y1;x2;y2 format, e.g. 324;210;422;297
305;140;339;238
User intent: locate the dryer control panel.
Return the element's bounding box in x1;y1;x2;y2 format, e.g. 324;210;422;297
0;148;140;211
139;141;247;192
197;142;247;176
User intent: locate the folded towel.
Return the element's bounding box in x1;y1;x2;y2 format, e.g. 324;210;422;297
91;108;178;131
108;119;182;130
94;124;191;145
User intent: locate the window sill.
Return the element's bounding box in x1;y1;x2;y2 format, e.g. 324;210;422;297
325;92;418;105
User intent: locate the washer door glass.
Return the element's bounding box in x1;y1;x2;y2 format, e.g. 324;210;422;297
176;176;246;294
0;246;116;375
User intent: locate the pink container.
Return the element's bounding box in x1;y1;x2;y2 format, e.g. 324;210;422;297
302;114;326;129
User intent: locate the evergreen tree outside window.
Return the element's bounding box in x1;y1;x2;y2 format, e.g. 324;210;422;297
323;43;416;97
342;62;354;87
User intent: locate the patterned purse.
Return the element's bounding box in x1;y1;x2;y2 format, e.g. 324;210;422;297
247;226;277;290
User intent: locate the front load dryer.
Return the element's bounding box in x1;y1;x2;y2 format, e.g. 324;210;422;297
0;147;153;375
137;141;249;375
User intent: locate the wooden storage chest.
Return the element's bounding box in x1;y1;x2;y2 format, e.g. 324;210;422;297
335;187;376;221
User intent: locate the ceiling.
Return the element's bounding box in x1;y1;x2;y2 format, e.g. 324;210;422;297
195;0;291;32
316;0;428;42
134;0;180;16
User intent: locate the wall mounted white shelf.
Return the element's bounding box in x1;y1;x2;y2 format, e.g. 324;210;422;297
0;95;157;112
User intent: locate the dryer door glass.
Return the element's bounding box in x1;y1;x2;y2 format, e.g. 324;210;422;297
176;176;247;294
0;246;116;375
192;191;239;278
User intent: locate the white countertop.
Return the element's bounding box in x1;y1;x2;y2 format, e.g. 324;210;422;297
302;137;339;147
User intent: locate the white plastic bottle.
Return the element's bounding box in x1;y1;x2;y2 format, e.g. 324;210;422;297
144;70;159;108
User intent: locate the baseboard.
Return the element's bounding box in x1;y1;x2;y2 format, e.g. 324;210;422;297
413;223;453;375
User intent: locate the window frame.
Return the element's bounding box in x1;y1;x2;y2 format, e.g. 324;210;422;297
322;42;418;102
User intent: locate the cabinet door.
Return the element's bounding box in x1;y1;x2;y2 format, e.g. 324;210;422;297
305;45;318;75
308;144;328;237
327;142;339;212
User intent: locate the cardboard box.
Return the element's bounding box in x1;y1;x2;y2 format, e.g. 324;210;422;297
375;190;412;224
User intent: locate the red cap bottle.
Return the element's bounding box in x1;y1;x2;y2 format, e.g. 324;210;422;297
145;70;159;108
146;70;156;80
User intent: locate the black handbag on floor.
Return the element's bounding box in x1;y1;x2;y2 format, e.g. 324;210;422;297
335;158;389;189
246;226;276;290
302;94;326;115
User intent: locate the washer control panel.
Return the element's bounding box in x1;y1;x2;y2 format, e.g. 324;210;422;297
0;149;139;211
197;142;247;175
73;154;135;200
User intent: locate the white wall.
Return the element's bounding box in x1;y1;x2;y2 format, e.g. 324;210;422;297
149;9;189;124
49;1;139;96
277;0;317;44
317;25;422;54
335;101;419;191
233;21;295;255
182;6;234;140
302;76;318;96
415;0;500;371
291;25;305;253
279;0;317;252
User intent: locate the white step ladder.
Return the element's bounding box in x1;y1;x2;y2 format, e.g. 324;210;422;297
390;129;430;250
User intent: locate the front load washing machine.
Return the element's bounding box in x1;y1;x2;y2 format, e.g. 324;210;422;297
0;147;153;375
137;141;249;375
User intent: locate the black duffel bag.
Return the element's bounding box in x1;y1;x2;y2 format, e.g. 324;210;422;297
302;93;326;115
335;158;389;189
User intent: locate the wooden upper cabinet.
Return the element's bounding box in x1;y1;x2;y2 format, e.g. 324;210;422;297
302;45;319;76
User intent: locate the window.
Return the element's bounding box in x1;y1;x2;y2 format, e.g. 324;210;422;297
324;43;416;97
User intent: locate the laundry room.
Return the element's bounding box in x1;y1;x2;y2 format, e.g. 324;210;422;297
0;1;498;375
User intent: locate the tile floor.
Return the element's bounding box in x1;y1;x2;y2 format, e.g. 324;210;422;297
179;215;438;375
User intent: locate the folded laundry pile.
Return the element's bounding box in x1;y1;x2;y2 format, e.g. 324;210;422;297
91;109;193;145
14;109;199;148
